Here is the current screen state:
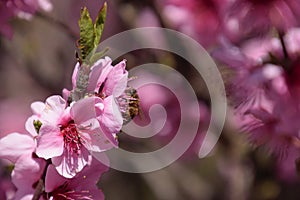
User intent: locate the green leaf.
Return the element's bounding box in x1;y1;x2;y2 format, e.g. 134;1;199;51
77;3;107;63
78;7;94;61
93;2;107;48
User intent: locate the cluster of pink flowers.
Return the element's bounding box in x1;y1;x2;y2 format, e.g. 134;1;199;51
216;29;300;180
163;0;300;179
0;56;133;199
0;0;52;37
162;0;300;47
162;0;227;48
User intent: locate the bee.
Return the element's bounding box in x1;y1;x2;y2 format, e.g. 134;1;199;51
122;87;140;125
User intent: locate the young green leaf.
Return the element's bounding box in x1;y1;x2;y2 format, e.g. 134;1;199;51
77;3;107;63
94;2;107;49
78;7;94;61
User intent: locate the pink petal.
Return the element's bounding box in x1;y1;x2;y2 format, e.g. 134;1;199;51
71;97;99;124
45;164;66;193
100;96;123;135
103;60;128;97
36;125;64;159
38;0;53;12
30;101;45;116
88;188;105;200
46;96;66;111
72;62;80;88
80;127;116;152
62;88;71;101
13;191;34;200
25;116;38;137
68;158;109;191
12;155;46;189
52;147;91;178
88;57;113;92
246;108;274;122
46;160;107;200
79;187;105;200
0;133;35;163
40;95;66;125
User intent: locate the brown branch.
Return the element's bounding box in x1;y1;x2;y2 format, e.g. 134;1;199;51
32;179;44;200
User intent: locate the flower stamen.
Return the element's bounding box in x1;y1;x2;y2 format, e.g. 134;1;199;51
61;121;82;155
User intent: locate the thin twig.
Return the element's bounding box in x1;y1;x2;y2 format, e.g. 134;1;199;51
32;179;44;200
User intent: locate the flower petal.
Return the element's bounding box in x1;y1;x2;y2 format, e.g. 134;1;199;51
80;126;116;152
25;116;38;137
12;155;46;190
40;95;66;125
62;88;71;101
0;133;35;163
46;160;107;200
38;0;53;11
100;96;123;135
52;147;91;178
13;191;34;200
68;158;109;193
36;125;64;159
72;62;80;88
45;164;66;193
71;97;99;125
103;60;128;97
30;101;45;116
88;57;113;92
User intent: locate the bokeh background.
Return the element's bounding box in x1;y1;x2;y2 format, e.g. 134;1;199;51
1;0;300;199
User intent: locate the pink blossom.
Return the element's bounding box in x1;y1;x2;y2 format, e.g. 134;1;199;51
34;95;116;178
44;159;108;200
224;0;300;43
0;117;46;199
64;56;128;127
212;29;300;181
216;30;300;164
66;56;129;146
283;28;300;59
0;116;38;166
217;49;289;154
11;154;46;200
162;0;230;48
0;0;52;38
65;56;128;99
71;95;122;149
5;0;52;17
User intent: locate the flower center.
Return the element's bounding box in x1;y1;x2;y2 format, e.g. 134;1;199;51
61;121;82;155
